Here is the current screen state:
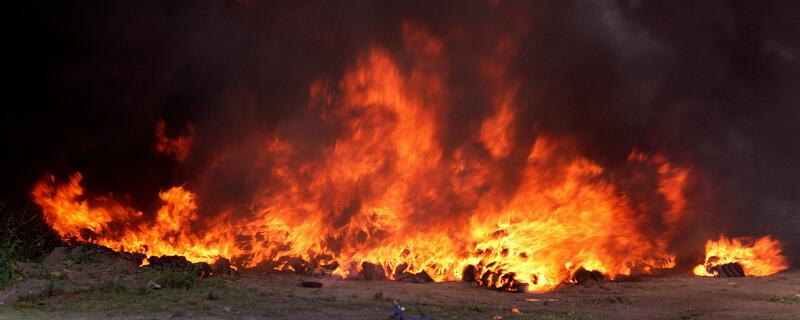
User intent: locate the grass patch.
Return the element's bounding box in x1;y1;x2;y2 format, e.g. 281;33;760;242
15;279;66;305
0;236;23;288
69;246;95;264
768;295;800;304
0;202;62;260
383;301;601;320
155;270;196;289
11;276;258;316
95;280;129;294
4;274;606;320
0;201;64;288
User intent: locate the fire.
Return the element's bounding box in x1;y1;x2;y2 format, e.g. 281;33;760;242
154;119;194;162
693;235;788;277
31;21;698;292
31;172;142;238
31;173;238;264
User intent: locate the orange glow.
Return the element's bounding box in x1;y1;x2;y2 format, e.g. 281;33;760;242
31;173;142;238
402;21;444;55
479;88;516;159
32;21;698;292
693;235;788;277
31;173;237;264
155;119;194;162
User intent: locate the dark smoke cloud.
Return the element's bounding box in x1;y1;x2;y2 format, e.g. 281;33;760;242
4;1;799;264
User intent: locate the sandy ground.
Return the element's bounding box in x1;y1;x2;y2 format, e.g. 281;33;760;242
0;246;798;319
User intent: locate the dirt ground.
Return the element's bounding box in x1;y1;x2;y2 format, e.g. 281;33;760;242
0;246;798;319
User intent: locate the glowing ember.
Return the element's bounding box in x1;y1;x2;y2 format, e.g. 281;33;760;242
693;235;788;277
31;21;698;292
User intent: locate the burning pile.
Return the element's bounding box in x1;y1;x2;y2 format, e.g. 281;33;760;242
28;21;790;293
693;235;789;277
31;140;690;292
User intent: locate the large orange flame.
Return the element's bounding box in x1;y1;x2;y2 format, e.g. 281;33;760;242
31;22;700;292
693;235;788;277
31;173;239;263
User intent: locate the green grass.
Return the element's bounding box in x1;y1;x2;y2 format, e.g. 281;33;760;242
0;201;64;288
3;274;606;320
69;246;95;264
0;236;23;288
768;295;800;304
11;276;261;317
0;202;62;260
95;280;130;294
154;270;197;289
15;279;66;304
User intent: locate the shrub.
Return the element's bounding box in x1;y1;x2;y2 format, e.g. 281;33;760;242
0;201;62;260
155;270;196;289
0;236;22;288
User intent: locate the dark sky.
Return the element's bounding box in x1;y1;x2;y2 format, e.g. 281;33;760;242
4;1;799;263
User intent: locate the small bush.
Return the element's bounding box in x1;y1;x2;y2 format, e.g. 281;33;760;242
0;201;63;288
155;270;196;289
0;202;62;260
0;236;23;288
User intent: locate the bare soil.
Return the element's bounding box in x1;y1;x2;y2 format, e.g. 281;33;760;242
0;246;798;319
